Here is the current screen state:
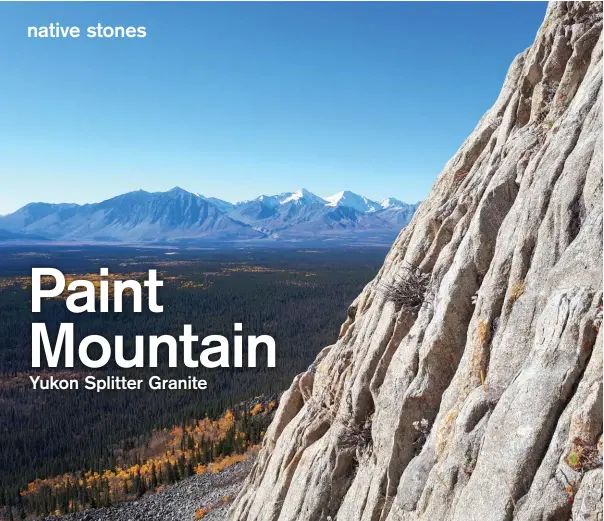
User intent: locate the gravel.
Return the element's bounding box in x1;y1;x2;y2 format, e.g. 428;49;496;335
45;458;253;521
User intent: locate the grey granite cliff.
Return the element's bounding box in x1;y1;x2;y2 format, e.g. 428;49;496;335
229;3;604;521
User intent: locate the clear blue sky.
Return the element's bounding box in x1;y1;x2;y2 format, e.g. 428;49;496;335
0;2;547;214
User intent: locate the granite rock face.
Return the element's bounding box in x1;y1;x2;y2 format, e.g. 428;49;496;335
229;3;603;521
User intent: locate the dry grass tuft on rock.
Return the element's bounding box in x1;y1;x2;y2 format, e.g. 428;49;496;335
340;418;373;450
378;265;431;313
339;416;374;463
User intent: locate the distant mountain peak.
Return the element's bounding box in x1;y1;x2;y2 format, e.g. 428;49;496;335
197;194;235;213
379;197;406;209
167;186;192;195
280;188;326;206
325;191;382;213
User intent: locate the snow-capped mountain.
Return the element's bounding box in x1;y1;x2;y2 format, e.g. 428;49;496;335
379;197;407;209
230;189;330;233
237;189;326;209
280;188;327;206
0;187;419;245
324;191;382;213
377;203;418;226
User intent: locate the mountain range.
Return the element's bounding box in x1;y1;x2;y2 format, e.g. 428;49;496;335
0;188;419;245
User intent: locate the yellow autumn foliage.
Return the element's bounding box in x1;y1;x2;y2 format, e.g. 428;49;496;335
20;401;272;513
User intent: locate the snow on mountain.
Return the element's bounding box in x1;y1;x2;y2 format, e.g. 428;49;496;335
229;190;328;232
376;203;419;226
237;194;282;209
279;189;327;206
0;187;419;244
236;189;325;208
324;191;382;213
379;197;407;209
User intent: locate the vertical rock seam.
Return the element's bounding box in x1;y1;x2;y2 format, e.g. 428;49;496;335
229;3;603;521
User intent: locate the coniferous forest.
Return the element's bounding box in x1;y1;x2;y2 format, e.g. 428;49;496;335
0;245;386;519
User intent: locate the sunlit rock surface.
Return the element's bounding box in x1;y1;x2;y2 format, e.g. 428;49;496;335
229;3;603;521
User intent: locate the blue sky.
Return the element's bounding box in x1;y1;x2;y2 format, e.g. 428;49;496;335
0;2;547;214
